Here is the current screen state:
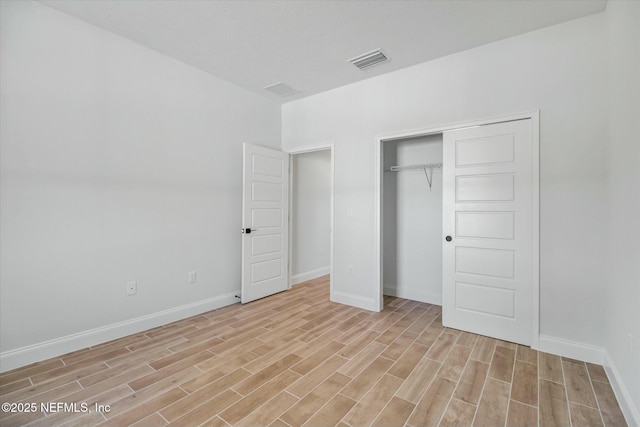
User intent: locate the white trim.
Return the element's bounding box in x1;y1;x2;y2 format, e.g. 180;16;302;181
329;146;335;301
0;291;239;373
285;142;335;302
604;351;640;427
530;111;541;349
292;266;331;286
375;134;384;311
375;111;540;142
374;111;540;345
331;291;377;312
287;154;294;290
536;334;605;364
383;284;442;305
284;142;334;155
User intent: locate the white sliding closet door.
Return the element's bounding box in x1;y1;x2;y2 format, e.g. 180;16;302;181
442;119;534;345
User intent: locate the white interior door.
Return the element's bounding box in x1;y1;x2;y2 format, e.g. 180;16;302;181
241;143;289;303
443;119;534;345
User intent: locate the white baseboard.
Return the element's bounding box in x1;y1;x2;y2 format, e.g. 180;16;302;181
536;334;605;364
383;284;442;305
291;266;330;286
604;351;640;427
522;336;639;426
0;291;240;373
331;291;377;312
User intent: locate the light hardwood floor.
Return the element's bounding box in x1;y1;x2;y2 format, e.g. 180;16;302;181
0;276;627;427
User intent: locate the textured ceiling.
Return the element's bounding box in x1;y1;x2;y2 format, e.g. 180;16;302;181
40;0;607;103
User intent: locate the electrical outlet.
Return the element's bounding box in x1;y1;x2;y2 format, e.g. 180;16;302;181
188;271;197;284
347;208;353;219
127;281;137;296
347;265;353;276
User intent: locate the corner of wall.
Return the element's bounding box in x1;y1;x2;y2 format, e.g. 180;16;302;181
291;267;330;286
383;284;442;306
605;351;640;427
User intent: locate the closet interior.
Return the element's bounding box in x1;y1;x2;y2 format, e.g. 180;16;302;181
382;133;444;305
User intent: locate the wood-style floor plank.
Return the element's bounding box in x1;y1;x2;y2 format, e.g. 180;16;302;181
395;358;440;403
592;380;628;427
470;336;496;363
453;359;490;405
569;402;605;427
507;399;538;427
340;357;394;401
563;360;599;408
439;398;476;427
511;360;538;406
98;387;187;427
539;351;564;384
488;345;516;383
160;368;250;422
234;391;298;427
370;396;415;427
0;276;627;427
539;378;571;427
343;374;403;427
517;344;538;365
280;372;350;427
473;377;510;427
220;372;302;425
339;342;386;377
301;394;355;427
165;389;242;427
407;375;456;427
587;362;609;383
387;343;429;379
438;344;472;382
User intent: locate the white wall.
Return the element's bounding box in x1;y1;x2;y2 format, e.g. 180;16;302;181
291;150;331;283
283;13;608;346
604;1;640;422
0;1;280;369
383;135;442;304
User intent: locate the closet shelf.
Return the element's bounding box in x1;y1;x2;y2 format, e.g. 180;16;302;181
385;162;442;172
384;162;442;191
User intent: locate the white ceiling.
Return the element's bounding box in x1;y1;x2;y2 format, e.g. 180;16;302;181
40;0;607;103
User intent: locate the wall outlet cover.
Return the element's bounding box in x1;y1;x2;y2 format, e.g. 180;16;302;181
127;281;137;296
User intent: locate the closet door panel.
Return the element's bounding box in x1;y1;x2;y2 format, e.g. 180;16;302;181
455;134;515;167
443;119;534;346
455;212;515;240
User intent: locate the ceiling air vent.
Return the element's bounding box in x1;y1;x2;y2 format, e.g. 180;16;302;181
349;48;389;70
264;81;299;97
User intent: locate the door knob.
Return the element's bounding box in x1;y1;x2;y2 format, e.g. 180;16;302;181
242;228;252;234
445;235;452;242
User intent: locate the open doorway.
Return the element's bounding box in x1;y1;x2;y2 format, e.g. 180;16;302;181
288;147;334;298
382;134;444;305
241;143;333;304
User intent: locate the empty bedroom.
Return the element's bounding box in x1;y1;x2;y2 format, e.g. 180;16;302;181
1;1;638;426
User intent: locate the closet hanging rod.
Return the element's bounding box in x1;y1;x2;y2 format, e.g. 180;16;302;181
386;162;442;172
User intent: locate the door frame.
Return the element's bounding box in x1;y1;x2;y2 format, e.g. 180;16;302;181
284;143;335;301
374;111;540;348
